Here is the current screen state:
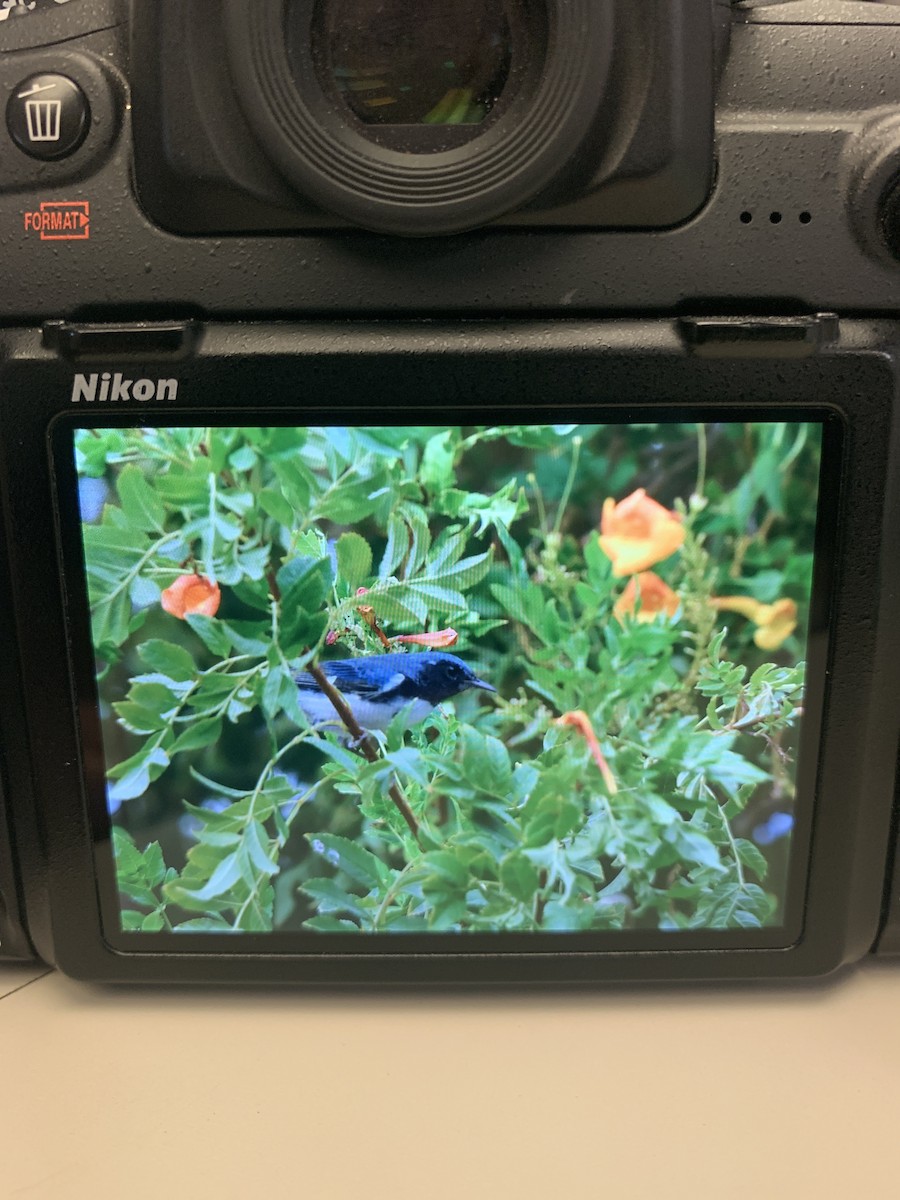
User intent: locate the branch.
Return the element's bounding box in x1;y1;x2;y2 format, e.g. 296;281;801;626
710;704;803;737
306;662;421;844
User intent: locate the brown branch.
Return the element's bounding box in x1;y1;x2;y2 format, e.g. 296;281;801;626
711;704;803;737
306;662;421;844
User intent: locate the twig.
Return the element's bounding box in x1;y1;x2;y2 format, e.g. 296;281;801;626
306;662;421;844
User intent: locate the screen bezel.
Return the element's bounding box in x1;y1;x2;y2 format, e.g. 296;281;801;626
3;318;897;984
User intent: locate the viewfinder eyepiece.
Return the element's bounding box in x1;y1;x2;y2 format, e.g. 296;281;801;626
224;0;615;235
313;0;513;130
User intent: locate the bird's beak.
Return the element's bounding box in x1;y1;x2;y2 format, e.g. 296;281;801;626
471;677;497;693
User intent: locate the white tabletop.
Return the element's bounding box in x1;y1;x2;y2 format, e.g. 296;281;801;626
2;960;898;1199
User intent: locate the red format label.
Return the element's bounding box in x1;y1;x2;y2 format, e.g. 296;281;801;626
23;200;90;241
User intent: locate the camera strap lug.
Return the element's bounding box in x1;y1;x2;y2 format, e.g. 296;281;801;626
679;313;839;358
41;320;200;361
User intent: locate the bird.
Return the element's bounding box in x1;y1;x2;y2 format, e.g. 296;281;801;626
293;652;496;734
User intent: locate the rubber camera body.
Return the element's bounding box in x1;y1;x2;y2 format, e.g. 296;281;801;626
1;0;900;984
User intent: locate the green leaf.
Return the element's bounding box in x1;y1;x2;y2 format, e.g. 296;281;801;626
138;639;197;683
708;751;769;796
259;488;294;528
173;917;236;932
118;881;161;909
114;699;168;735
460;728;512;798
303;915;361;932
437;482;526;535
128;681;180;716
91;590;134;651
379;514;409;578
733;910;762;929
277;555;333;615
178;852;242;901
418;851;469;889
220;620;270;656
367;584;428;625
499;852;541;905
522;797;582;848
278;671;312;728
228;444;257;472
420;430;456;494
280;613;328;658
75;427;126;477
187;769;249;801
336;532;373;590
735;838;769;882
301;878;371;919
310;736;363;773
156;453;211;501
238;546;271;582
272;460;312;512
170;717;223;755
383;747;430;788
427;549;492;591
644;795;681;826
398;581;467;615
306;833;388;888
112;827;145;879
116;465;166;533
142;842;167;888
107;745;170;802
672;828;723;871
130;576;161;609
244;821;279;877
261;664;285;720
186;614;232;657
402;505;431;576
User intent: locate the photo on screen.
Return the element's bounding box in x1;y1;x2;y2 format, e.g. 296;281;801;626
72;421;823;937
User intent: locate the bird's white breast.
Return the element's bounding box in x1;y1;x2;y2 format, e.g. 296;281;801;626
296;691;435;733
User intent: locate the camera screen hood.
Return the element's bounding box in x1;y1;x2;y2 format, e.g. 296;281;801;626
222;0;615;235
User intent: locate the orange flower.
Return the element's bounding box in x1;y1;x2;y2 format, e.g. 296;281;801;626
392;628;459;649
613;572;680;625
598;488;684;577
554;710;618;795
712;595;798;651
161;573;221;619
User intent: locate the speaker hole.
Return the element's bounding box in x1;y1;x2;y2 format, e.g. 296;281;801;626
739;211;753;224
769;211;783;224
799;211;812;224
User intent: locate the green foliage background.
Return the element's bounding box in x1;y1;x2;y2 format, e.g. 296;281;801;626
75;421;820;935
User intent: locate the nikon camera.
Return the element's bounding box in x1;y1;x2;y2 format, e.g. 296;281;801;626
1;0;900;985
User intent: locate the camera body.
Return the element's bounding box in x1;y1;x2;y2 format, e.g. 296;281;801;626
1;0;900;982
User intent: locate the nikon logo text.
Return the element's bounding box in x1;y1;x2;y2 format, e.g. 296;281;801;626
70;373;179;404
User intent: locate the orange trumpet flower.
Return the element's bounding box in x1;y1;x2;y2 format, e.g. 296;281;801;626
598;488;685;577
160;573;221;619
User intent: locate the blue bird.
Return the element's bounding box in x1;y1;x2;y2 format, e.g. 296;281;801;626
293;652;496;734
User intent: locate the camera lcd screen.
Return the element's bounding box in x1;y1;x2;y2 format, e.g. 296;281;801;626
69;419;828;949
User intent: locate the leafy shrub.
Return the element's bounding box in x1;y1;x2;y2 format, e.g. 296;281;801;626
75;421;819;934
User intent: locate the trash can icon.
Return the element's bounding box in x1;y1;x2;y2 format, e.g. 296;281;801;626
24;97;62;143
